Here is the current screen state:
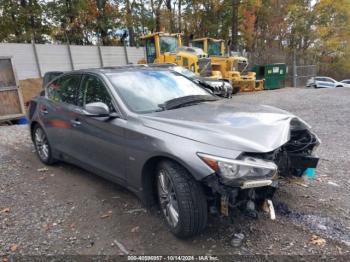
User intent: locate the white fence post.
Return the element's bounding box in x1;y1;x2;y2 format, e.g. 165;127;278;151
123;42;129;64
98;45;104;67
67;44;74;70
32;41;42;77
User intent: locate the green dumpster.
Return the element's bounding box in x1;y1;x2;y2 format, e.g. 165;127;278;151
252;63;287;90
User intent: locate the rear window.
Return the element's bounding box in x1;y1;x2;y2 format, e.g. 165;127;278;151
43;72;63;88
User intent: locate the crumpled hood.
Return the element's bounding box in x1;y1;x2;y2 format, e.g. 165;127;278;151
141;101;308;153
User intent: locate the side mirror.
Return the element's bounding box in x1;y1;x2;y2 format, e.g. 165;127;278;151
84;102;110;117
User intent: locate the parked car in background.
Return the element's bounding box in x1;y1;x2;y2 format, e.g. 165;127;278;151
306;76;344;88
340;79;350;87
28;67;320;238
147;63;235;97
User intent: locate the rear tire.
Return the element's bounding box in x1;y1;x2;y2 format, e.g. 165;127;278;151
32;124;56;165
156;160;208;238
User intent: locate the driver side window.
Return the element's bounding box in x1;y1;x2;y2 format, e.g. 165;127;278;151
78;75;115;112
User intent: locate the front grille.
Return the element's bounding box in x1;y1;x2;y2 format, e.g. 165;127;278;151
237;61;248;73
198;58;211;77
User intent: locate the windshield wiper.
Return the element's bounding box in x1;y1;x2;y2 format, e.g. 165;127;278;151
158;95;218;111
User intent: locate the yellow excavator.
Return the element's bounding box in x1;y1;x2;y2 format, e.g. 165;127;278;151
138;32;222;78
192;37;264;92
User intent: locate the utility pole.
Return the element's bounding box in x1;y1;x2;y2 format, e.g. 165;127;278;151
293;49;297;87
231;0;239;52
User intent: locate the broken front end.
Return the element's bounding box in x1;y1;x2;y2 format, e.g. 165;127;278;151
200;119;320;218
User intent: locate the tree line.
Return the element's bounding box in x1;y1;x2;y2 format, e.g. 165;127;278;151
1;0;350;77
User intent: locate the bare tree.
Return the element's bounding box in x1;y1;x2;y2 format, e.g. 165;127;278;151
231;0;239;51
125;0;135;46
150;0;164;31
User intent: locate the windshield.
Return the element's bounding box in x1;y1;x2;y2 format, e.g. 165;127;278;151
171;66;196;78
160;36;178;53
108;70;211;113
208;40;222;56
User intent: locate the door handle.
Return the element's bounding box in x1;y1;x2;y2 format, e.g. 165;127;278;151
70;119;81;127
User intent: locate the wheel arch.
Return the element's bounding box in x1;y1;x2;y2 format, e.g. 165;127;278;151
30;121;40;141
140;155;194;207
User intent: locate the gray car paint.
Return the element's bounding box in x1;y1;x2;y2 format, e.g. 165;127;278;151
141;101;300;153
30;68;315;201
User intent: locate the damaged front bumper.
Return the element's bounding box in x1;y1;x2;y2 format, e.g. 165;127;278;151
202;173;279;217
201;127;320;217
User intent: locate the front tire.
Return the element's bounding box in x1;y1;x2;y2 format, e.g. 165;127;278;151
156;161;208;238
33;125;56;165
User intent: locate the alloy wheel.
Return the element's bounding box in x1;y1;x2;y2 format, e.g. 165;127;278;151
34;127;49;162
157;170;179;228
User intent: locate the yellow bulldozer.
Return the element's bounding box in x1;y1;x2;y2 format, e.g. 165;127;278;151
192;37;264;92
138;32;222;78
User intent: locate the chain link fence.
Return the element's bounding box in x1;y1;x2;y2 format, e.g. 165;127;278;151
295;65;317;87
246;49;318;87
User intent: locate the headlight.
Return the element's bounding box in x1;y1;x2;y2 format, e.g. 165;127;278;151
208;81;222;87
206;81;225;92
197;153;277;181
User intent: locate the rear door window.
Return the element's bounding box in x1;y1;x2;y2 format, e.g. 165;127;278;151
323;78;333;83
47;74;81;105
43;72;63;88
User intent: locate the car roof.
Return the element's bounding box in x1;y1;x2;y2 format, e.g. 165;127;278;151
315;76;337;81
44;66;175;88
59;65;171;76
147;63;177;68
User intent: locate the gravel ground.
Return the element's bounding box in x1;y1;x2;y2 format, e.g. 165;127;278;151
1;87;350;257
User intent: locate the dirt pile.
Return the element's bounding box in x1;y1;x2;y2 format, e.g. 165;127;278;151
19;78;42;105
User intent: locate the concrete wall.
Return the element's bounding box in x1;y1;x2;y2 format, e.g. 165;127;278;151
0;44;39;80
0;43;145;80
